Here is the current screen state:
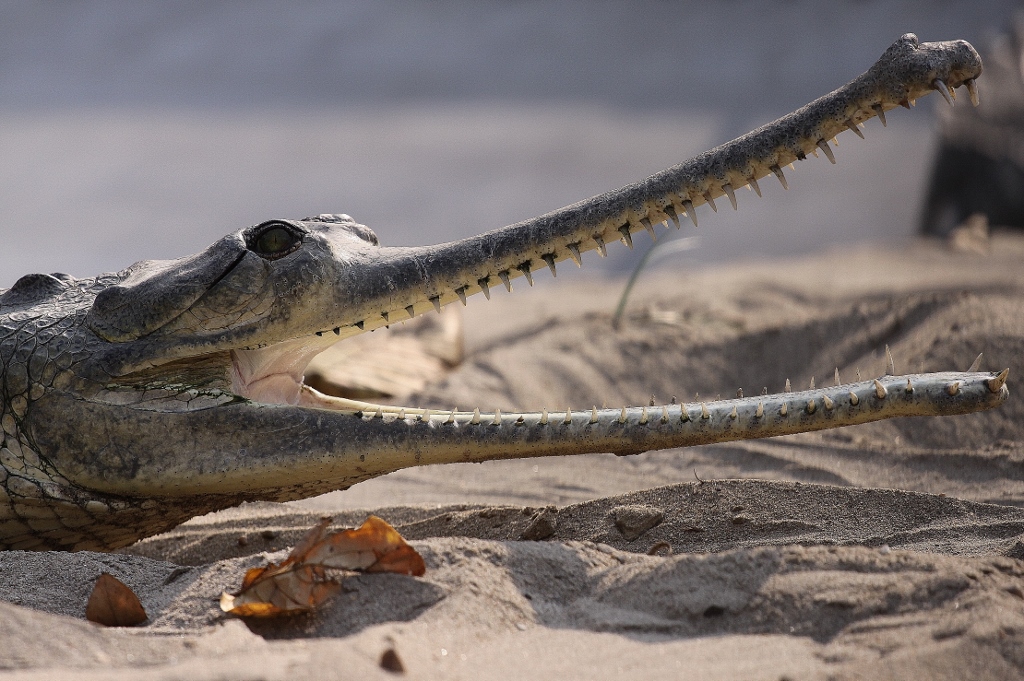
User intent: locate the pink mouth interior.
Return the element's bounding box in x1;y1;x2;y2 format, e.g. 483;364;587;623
230;335;340;406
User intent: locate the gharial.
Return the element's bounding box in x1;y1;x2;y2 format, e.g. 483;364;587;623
0;34;1009;552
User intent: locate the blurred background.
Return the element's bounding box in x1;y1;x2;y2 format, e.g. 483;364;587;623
0;1;1020;287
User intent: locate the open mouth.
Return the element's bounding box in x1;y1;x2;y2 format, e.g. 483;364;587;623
102;35;990;430
229;331;461;420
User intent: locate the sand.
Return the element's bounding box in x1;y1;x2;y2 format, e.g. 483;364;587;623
0;235;1022;680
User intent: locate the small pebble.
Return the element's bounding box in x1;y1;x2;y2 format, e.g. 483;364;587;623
610;504;664;541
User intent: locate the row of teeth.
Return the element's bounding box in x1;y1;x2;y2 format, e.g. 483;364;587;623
312;77;978;339
349;368;1007;426
329;348;1007;425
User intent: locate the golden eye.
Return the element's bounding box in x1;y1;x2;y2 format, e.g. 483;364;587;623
247;223;301;258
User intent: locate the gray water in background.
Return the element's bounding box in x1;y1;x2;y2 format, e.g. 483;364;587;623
0;1;1017;286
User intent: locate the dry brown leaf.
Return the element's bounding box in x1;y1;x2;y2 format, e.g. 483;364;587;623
85;572;147;627
220;515;425;617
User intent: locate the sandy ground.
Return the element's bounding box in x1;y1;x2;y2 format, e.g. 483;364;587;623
0;234;1021;680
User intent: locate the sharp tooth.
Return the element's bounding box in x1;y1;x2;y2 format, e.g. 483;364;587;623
564;407;573;425
498;270;512;292
478;277;491;299
591;407;598;424
805;400;816;414
933;79;954;106
874;380;887;399
594;236;607;257
398;409;406;420
430;296;442;313
446;409;456;424
849;391;859;406
834;368;841;386
986;368;1009;393
405;304;415;318
665;204;681;229
730;406;738;419
809;377;815;389
682;199;698;227
885;345;895;375
567;243;582;266
518;263;534;286
700;403;709;419
355;320;365;330
381;312;390;323
770;165;789;190
542;254;557;277
947;381;960;396
872;103;887;126
680;406;690;422
702;192;718;212
492;409;501;426
471;408;481;425
965;78;979;106
905;379;913;394
374;407;383;419
780;402;788;416
618;407;627;424
619;226;634;250
817;139;836;164
755;402;763;418
422;409;432;422
967;353;983;372
748;176;761;197
823;394;834;410
455;287;468;306
661;405;669;423
846;120;865;139
736;388;744;398
540;409;549;425
785;379;791;393
640;406;649;424
641;218;657;241
723;183;738;210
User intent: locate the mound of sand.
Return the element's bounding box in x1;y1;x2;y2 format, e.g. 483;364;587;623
0;236;1022;680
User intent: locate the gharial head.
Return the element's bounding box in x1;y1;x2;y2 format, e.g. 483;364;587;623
0;34;1008;551
84;214;390;400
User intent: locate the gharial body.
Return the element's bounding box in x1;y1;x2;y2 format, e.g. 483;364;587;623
0;34;1009;552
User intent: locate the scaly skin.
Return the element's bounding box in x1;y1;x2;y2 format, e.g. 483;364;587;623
0;34;1007;551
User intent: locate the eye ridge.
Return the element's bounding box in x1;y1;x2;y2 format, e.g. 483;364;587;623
246;222;303;259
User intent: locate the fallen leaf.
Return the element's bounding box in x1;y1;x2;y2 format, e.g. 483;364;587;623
221;515;425;617
85;572;147;627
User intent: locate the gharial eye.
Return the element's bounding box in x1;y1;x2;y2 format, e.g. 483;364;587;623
247;222;302;259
